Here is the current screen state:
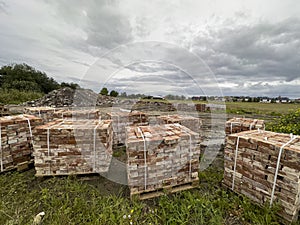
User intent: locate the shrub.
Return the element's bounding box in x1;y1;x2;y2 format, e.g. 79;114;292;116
0;88;43;104
266;109;300;135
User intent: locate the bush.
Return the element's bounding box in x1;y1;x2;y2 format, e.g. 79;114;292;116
266;109;300;135
0;89;43;104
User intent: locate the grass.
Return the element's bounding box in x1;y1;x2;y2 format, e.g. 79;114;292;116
0;165;294;225
1;101;300;224
226;102;300;116
0;89;43;104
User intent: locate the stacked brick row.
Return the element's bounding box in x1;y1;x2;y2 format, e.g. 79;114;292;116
225;117;265;135
156;114;201;133
0;114;42;172
126;124;200;196
223;130;300;222
52;109;100;120
106;110;149;145
24;107;60;123
33;119;113;176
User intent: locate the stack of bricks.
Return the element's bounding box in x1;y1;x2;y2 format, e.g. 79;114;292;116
156;114;201;134
33;119;113;176
0;104;10;117
126;124;200;198
225;117;265;135
52;109;100;120
223;130;300;222
106;110;149;146
195;103;210;112
24;107;60;123
0;114;42;172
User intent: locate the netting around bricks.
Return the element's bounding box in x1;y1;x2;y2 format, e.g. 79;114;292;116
0;114;42;172
156;114;202;133
126;124;200;196
225;117;265;135
223;130;300;222
33;119;113;176
105;110;149;146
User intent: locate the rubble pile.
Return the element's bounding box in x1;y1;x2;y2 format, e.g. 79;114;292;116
26;87;75;107
132;100;177;112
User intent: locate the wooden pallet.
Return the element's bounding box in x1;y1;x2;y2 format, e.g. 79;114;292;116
130;179;199;200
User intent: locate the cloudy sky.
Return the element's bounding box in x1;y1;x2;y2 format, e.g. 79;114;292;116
0;0;300;98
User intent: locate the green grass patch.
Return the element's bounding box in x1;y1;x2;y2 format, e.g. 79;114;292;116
226;102;300;116
0;168;291;225
0;89;43;104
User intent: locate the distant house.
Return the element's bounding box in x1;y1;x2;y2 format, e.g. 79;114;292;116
294;98;300;103
260;97;271;103
275;96;290;103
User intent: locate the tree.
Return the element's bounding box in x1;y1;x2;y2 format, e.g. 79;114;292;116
120;92;127;98
100;87;109;95
0;63;60;93
110;90;119;97
61;82;80;89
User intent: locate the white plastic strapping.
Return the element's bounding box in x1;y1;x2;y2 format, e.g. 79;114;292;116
270;134;298;206
93;122;102;171
137;127;147;190
25;117;33;146
232;136;240;190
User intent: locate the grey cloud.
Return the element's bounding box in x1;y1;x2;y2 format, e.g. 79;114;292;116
45;0;133;50
191;18;300;84
0;1;7;14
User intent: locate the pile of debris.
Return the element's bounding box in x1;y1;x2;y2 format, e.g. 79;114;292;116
0;114;42;172
24;87;133;108
26;87;75;107
132;100;176;112
33;119;113;176
223;130;300;222
126;124;200;199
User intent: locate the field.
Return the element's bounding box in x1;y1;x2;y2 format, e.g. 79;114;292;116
0;165;286;225
225;102;300;116
1;103;300;224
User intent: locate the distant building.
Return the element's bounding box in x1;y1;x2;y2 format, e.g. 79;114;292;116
275;96;290;103
260;97;271;103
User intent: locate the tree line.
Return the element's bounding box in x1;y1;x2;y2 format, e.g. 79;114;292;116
0;63;80;104
0;63;79;94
